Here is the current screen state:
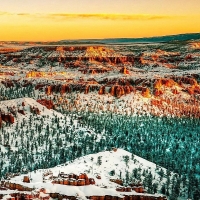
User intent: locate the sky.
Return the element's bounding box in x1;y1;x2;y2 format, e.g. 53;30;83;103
0;0;200;41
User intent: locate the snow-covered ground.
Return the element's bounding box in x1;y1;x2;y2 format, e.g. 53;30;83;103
4;149;167;199
0;97;63;118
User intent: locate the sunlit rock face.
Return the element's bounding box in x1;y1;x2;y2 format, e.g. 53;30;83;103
0;42;200;118
189;42;200;49
45;46;135;66
37;99;54;109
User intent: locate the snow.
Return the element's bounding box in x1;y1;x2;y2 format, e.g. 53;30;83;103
0;97;63;118
7;149;167;198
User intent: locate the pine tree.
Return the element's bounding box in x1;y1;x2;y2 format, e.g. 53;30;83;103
97;156;102;166
123;155;130;167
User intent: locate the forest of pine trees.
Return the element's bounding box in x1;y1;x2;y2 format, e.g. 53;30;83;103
0;80;199;200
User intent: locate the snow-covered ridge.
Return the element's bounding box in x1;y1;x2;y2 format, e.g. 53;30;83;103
0;97;63;128
1;149;168;199
0;97;62;117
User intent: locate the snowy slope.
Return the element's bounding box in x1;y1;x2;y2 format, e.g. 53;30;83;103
6;149;168;199
0;98;66;170
0;97;63;118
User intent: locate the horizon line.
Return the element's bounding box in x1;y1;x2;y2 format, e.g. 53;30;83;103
0;32;200;42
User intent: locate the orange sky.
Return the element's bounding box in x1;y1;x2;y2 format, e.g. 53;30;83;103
0;0;200;41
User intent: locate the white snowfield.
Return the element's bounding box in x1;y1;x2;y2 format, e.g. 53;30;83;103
0;97;63;118
6;149;167;199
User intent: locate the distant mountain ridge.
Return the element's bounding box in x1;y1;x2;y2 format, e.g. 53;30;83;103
60;33;200;44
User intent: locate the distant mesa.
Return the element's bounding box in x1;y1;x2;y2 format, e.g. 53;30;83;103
60;33;200;44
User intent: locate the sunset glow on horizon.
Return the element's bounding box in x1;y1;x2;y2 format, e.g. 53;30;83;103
0;0;200;41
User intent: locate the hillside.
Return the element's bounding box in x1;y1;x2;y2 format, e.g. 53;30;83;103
2;149;169;200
